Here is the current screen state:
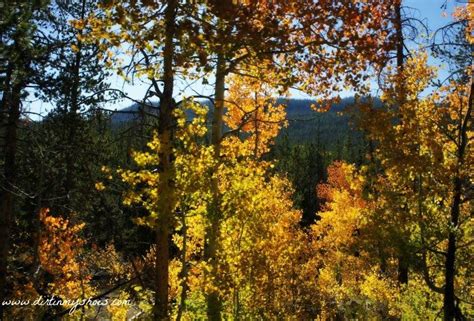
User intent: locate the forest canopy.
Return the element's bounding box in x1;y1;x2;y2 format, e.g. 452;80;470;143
0;0;472;320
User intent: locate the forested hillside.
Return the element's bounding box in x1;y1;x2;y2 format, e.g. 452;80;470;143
0;0;472;320
111;97;364;148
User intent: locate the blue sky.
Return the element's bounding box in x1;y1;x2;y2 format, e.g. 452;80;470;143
25;0;462;118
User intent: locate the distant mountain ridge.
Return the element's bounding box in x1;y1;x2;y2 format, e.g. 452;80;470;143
110;97;364;123
110;96;380;145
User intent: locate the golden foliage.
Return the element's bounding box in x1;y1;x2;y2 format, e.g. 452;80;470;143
39;208;95;301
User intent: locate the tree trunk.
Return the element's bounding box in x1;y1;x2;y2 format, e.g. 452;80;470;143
176;211;189;321
397;256;409;284
0;4;34;317
0;69;23;321
443;187;460;321
395;2;404;75
64;0;86;209
443;71;472;321
205;52;226;321
395;1;409;285
153;0;177;319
